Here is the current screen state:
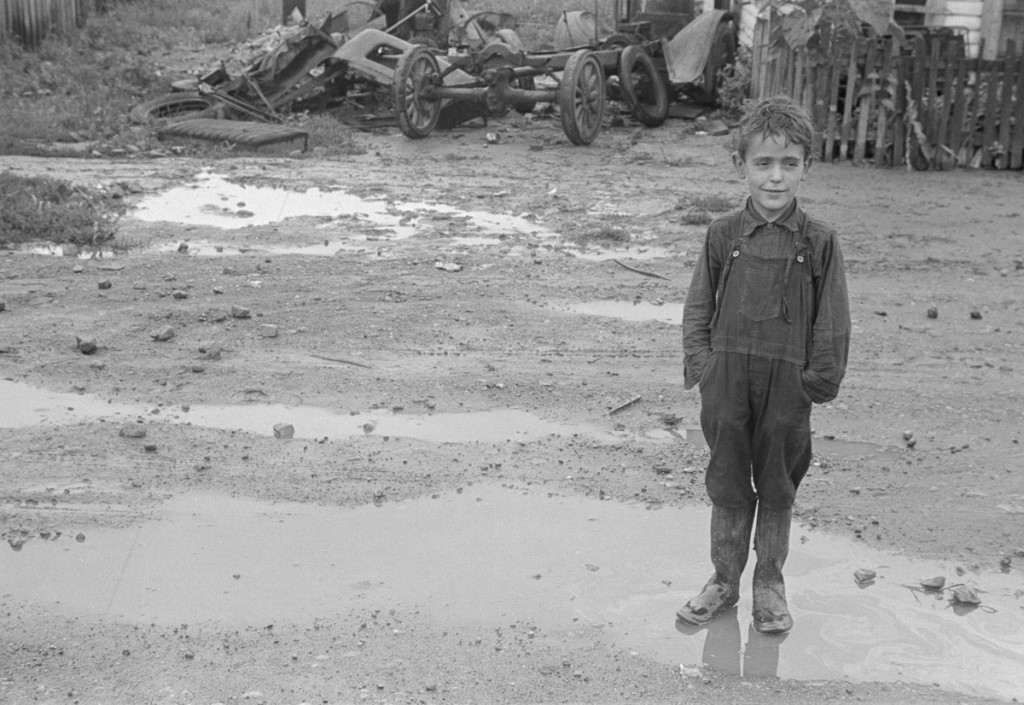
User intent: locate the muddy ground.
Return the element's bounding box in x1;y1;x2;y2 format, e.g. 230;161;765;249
1;111;1023;705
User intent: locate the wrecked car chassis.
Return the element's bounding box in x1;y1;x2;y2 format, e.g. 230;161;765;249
392;42;662;145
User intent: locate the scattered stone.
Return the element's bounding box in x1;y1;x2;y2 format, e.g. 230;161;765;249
72;264;84;274
231;305;251;319
133;281;146;290
150;325;175;341
177;242;189;252
190;364;205;373
951;586;981;605
0;300;6;312
119;425;147;439
273;423;295;439
212;286;224;295
970;310;983;320
143;443;157;452
926;306;938;319
854;568;877;584
920;576;946;590
199;343;223;360
172;289;188;299
76;336;98;355
98;279;112;290
75;532;86;543
259;324;279;338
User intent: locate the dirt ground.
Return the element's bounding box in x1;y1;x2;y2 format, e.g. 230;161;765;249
1;111;1023;705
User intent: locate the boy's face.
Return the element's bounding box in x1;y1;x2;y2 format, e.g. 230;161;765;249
732;133;810;222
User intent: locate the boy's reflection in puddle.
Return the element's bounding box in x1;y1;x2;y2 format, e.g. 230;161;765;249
676;607;788;678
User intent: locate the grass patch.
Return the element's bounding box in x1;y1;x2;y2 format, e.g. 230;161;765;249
0;172;126;247
567;223;631;247
674;193;737;226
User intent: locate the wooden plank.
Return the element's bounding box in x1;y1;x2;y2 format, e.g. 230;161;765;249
925;34;942;162
854;40;878;165
982;55;1005;167
811;61;827;160
1011;45;1024;169
793;46;804;105
909;36;929;169
981;0;1006;61
996;39;1017;168
824;48;840;163
839;40;860;162
949;51;968;165
893;54;907;167
875;38;893;167
936;35;957;169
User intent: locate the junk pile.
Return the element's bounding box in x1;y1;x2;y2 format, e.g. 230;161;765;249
128;0;514;149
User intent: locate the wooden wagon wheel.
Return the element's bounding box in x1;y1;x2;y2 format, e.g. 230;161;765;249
558;49;606;146
393;44;442;139
618;45;668;127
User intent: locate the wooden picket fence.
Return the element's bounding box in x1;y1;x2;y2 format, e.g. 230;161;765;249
0;0;97;48
752;23;1024;170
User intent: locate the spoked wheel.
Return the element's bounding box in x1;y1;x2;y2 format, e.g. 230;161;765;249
618;45;669;127
393;44;442;139
558;49;606;146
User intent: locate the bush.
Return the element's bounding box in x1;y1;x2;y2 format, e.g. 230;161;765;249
0;173;123;246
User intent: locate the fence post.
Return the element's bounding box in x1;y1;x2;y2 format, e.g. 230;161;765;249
1011;45;1024;170
996;40;1017;169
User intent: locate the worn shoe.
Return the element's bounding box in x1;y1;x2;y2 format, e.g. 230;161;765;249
676;575;739;625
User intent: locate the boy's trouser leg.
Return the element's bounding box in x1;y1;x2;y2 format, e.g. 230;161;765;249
676;502;755;626
752;505;793;634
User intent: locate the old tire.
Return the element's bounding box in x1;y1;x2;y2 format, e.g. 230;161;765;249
558;49;606;146
700;20;737;105
128;93;218;125
393;45;442;139
618;45;668;127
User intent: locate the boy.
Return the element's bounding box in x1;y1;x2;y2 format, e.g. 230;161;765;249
677;95;850;634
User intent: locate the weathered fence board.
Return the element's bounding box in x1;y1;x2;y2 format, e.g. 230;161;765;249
752;20;1024;170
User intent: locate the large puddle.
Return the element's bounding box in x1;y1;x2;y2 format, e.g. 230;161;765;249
2;484;1021;700
0;379;621;444
130;172;555;241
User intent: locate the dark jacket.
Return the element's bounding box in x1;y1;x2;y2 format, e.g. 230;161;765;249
682;199;851;403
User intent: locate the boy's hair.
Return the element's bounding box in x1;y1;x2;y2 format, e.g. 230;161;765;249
735;95;815;162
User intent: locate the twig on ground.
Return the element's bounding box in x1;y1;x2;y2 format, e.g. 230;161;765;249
310;353;372;369
612;259;669;280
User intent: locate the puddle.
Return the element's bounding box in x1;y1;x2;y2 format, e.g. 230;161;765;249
130;173;555;241
557;300;683;324
0;380;619;444
1;484;1021;700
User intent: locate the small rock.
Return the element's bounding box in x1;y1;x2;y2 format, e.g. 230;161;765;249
119;425;147;439
75;532;86;543
133;281;147;290
854;568;877;584
199;343;222;360
143;443;157;452
76;336;98;355
260;324;279;338
98;279;112;290
926;306;938;319
231;305;251;319
190;364;205;373
0;300;6;312
172;289;188;299
951;586;981;605
920;576;946;590
150;325;175;341
72;264;84;273
212;286;224;295
177;242;189;252
970;310;983;320
273;423;295;439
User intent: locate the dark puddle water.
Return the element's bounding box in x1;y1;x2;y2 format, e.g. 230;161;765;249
2;485;1022;699
0;380;620;444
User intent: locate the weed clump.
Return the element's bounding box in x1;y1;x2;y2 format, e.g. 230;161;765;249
0;173;123;247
